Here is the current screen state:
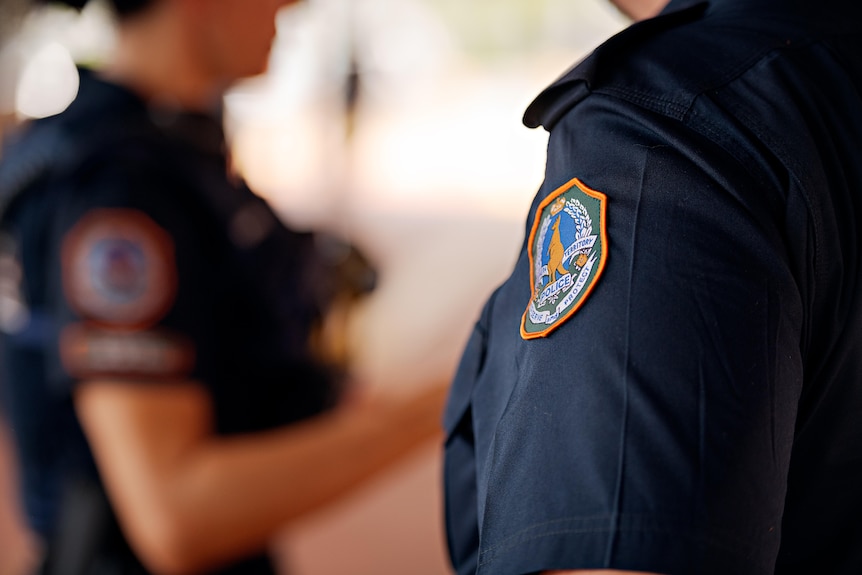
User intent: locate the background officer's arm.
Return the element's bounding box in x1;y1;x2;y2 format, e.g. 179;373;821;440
74;377;446;575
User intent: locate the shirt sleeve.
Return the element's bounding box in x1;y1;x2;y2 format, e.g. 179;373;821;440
45;156;218;387
443;94;806;575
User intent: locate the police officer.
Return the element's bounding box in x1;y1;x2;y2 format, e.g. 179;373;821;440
443;0;862;574
0;0;446;573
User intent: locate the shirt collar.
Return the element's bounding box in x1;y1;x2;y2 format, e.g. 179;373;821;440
72;67;227;160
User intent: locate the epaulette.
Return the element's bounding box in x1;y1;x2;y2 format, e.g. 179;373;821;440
523;1;708;131
0;120;74;227
0;116;162;230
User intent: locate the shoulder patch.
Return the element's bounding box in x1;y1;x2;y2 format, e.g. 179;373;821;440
521;177;608;339
62;209;177;328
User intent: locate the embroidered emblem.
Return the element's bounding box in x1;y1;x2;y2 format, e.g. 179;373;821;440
62;209;177;328
521;177;608;339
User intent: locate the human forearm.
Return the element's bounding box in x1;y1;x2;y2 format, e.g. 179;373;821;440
173;389;445;566
76;380;447;574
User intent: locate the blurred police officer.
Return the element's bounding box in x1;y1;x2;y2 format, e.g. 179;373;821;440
443;0;862;574
0;0;446;573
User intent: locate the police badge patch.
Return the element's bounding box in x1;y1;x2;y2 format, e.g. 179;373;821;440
62;209;177;328
521;177;608;339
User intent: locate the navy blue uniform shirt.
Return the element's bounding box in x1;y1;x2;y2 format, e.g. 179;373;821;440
0;69;338;574
443;0;862;573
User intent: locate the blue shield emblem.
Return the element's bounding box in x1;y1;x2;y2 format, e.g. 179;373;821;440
521;177;608;339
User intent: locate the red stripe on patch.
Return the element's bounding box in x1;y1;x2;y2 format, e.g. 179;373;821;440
60;323;196;380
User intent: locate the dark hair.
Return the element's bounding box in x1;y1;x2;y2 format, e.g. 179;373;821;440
37;0;153;17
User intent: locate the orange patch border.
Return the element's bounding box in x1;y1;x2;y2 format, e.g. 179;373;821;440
520;177;608;340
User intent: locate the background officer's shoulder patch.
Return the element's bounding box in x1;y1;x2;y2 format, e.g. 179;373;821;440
521;177;608;340
62;208;177;328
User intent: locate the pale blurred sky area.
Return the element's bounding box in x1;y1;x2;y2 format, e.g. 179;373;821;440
0;1;630;574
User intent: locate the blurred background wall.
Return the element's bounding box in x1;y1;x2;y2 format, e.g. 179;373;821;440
0;1;629;573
